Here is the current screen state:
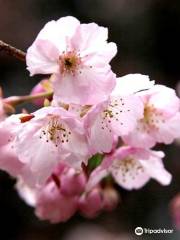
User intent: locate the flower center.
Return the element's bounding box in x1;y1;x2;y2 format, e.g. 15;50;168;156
139;104;165;131
112;157;144;182
59;51;81;75
100;97;130;131
40;116;71;147
143;105;155;123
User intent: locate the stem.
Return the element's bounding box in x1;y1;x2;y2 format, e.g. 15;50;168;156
4;91;53;106
0;40;26;61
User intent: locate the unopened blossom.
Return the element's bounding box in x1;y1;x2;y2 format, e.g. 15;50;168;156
26;16;117;105
35;182;78;223
16;162;118;223
16;177;78;223
16;162;88;223
30;79;52;106
101;187;119;211
87;146;172;191
60;167;87;196
78;187;104;218
16;162;87;223
123;85;180;148
14;106;90;186
170;193;180;229
78;186;119;218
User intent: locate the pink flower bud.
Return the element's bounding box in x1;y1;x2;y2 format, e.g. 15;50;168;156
170;193;180;229
102;187;119;211
60;168;87;196
31;79;52;106
35;181;78;223
78;187;103;218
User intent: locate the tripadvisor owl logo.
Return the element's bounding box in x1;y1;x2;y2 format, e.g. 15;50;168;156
135;227;143;235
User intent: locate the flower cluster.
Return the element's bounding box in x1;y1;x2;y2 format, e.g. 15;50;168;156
16;161;118;223
0;16;180;223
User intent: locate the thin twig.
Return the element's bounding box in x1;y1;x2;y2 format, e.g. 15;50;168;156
4;91;53;106
0;40;26;61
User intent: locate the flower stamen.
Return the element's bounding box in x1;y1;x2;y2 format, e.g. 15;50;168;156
59;51;81;75
40;116;71;147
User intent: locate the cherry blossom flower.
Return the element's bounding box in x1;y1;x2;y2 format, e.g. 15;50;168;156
1;14;179;224
0;111;88;188
0;114;24;176
83;74;156;153
14;106;90;186
123;85;180;148
87;146;172;191
0;114;40;185
26;16;117;105
84;91;144;154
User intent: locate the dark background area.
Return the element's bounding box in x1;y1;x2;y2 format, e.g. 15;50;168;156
0;0;180;239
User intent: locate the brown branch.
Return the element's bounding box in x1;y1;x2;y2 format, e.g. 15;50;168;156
4;91;53;106
0;40;26;61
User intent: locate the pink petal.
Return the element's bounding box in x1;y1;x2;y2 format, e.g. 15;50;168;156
111;158;150;190
26;40;59;76
140;151;172;185
26;16;80;76
122;125;156;148
72;22;117;62
148;85;180;117
53;66;116;105
0;115;24;176
112;74;154;96
15;119;60;185
108;95;144;136
154;112;180;144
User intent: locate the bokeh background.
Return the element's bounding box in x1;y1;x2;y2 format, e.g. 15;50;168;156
0;0;180;239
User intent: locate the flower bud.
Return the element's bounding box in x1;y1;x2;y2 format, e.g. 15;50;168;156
102;187;119;211
31;79;52;106
170;193;180;229
78;187;103;218
61;168;87;196
35;181;77;223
